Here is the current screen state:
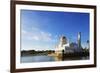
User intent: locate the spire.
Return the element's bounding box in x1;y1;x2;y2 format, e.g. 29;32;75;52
78;32;81;48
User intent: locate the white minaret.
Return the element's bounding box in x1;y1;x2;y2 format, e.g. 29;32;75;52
78;32;81;48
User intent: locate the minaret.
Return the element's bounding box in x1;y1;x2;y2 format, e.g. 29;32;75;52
78;32;81;48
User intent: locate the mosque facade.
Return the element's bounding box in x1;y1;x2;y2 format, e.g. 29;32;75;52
55;32;82;56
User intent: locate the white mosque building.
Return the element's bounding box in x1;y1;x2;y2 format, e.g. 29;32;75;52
55;32;82;56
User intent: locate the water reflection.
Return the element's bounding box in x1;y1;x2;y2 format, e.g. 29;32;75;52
21;55;89;63
54;56;62;61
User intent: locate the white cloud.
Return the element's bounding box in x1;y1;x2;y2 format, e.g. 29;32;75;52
40;31;52;41
22;27;56;42
22;30;27;34
32;36;40;41
21;27;59;50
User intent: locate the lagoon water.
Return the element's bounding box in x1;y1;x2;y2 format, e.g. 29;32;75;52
21;55;89;63
21;55;55;63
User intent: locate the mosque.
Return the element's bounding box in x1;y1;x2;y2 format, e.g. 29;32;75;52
55;32;82;56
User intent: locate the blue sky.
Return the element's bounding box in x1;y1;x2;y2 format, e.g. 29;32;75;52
21;10;89;51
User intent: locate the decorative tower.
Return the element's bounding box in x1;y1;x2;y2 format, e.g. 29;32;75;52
78;32;81;48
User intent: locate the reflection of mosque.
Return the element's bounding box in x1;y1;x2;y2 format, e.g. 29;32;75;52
55;32;82;56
